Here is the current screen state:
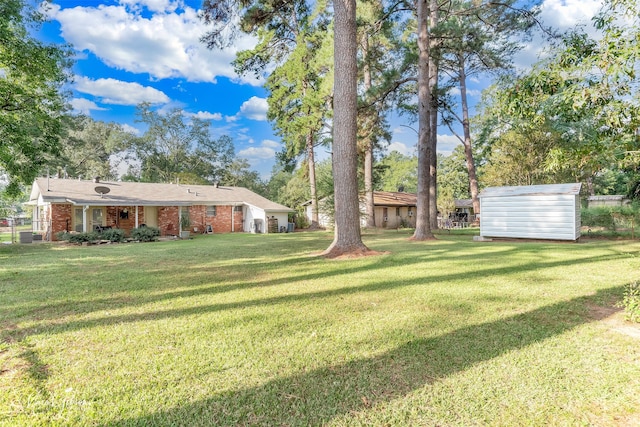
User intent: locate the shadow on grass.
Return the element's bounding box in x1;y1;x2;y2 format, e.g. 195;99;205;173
4;248;624;343
3;235;626;332
101;286;624;426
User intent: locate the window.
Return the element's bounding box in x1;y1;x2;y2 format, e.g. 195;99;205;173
396;207;400;216
74;208;83;232
207;206;217;216
234;206;242;213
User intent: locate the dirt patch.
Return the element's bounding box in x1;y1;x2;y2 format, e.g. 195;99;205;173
587;303;640;340
314;244;389;260
325;249;389;260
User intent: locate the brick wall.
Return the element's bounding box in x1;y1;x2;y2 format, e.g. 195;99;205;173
158;206;179;236
50;204;72;240
188;205;243;234
46;203;243;240
106;206;142;236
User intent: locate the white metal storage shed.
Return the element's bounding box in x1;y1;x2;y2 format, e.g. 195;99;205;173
479;183;582;241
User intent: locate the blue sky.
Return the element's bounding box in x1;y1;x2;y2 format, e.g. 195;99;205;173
38;0;602;178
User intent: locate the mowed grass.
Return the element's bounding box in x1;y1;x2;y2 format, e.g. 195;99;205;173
1;230;639;426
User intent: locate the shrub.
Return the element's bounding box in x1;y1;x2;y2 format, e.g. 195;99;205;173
56;231;71;241
621;282;640;323
101;228;126;243
131;226;160;242
581;205;640;232
68;232;100;244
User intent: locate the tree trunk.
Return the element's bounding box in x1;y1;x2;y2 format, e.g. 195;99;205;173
411;0;435;241
458;52;480;217
362;35;376;229
306;129;320;228
428;0;439;230
323;0;371;257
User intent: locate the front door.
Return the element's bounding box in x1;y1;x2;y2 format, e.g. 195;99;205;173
91;208;105;231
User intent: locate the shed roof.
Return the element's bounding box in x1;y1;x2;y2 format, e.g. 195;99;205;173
30;178;293;212
479;183;582;198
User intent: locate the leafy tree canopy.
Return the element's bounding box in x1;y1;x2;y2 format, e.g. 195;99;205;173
130;103;236;185
0;0;72;195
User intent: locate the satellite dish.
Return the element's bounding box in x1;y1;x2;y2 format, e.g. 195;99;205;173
95;186;110;198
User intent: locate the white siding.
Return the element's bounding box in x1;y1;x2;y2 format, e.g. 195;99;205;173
480;185;581;241
244;205;290;233
266;212;289;233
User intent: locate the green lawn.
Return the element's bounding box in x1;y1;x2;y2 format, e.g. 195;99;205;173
1;230;639;426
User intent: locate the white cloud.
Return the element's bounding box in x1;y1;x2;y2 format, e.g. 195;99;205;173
386;142;413;156
239;96;268;121
75;76;169;105
120;123;141;136
261;139;281;149
237;139;281;164
515;0;603;69
237;146;276;160
70;98;107;115
118;0;179;13
190;110;223;120
48;2;261;85
449;87;482;97
437;133;460;155
540;0;602;31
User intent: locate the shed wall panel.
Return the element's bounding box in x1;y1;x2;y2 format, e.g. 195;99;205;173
480;190;580;241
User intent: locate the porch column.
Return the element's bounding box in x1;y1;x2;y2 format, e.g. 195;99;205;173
83;205;89;232
135;206;139;228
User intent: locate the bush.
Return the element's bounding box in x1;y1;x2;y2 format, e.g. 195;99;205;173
621;282;640;323
56;231;71;241
581;205;640;232
68;232;100;244
101;228;126;243
130;226;160;242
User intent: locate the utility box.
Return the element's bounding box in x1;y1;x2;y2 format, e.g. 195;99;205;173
19;231;33;244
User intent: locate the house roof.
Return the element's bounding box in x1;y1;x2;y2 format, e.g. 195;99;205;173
479;183;582;198
588;195;625;201
30;178;294;212
372;191;417;207
455;199;473;208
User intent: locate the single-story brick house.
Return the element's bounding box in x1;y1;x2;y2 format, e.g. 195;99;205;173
28;178;294;241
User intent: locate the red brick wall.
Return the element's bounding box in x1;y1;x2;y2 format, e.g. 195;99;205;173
190;206;206;233
46;203;243;239
50;204;72;240
104;206;145;236
158;206;179;236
